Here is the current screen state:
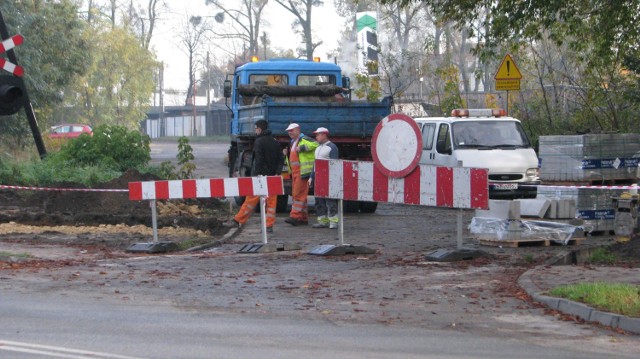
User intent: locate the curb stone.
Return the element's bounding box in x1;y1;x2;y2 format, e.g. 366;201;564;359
518;267;640;335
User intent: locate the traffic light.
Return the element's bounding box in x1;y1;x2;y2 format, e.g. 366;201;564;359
0;75;26;116
365;30;379;62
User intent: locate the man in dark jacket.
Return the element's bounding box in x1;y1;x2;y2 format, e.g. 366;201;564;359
223;120;283;233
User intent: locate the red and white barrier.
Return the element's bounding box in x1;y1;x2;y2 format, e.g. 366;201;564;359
314;159;489;210
128;176;284;201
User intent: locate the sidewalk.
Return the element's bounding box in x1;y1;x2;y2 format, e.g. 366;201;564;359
519;265;640;334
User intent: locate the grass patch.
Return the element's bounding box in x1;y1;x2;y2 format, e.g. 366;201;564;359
152;136;230;143
0;251;32;259
588;248;617;264
175;238;215;251
549;282;640;317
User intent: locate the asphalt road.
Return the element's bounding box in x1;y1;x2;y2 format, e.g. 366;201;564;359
1;291;634;359
1;138;639;358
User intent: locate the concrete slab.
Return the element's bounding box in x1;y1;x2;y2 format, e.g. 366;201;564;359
476;200;520;219
518;199;551;218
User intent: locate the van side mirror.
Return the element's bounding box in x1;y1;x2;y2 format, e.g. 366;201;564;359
223;79;231;98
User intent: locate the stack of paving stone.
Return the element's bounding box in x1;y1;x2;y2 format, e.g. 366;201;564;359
538;133;640;182
537;186;625;233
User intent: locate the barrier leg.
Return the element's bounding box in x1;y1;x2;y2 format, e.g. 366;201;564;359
338;199;344;246
457;208;463;249
308;199;375;256
126;199;178;254
424;208;488;262
238;195;300;253
151;199;158;243
260;196;267;245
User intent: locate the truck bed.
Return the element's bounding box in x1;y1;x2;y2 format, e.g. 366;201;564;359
234;96;392;138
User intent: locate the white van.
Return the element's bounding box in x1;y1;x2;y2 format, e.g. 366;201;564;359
414;108;540;199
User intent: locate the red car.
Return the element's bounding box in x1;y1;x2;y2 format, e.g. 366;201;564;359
48;124;93;139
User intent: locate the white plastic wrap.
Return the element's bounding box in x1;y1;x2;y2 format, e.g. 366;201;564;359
469;217;589;245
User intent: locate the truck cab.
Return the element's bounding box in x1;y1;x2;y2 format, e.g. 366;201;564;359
225;58;349;136
414;108;540;199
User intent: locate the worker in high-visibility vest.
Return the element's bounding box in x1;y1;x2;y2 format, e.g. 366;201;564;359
283;123;318;226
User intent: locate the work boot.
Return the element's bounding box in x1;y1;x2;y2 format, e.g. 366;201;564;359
329;222;338;229
285;217;307;226
222;219;240;228
312;223;329;228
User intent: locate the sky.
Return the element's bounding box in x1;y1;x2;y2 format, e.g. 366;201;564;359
146;1;345;93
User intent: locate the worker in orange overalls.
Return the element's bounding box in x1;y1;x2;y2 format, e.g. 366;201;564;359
283;123;318;226
223;120;283;233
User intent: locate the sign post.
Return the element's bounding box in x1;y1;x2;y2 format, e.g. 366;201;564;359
494;54;522;114
0;10;47;158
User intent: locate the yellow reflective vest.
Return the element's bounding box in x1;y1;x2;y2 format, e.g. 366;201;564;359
286;135;318;178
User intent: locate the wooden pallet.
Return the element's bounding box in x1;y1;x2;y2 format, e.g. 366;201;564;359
477;237;587;248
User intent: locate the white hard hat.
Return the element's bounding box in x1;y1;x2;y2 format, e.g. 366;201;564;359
285;123;300;131
313;127;329;134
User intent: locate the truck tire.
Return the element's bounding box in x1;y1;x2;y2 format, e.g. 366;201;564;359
359;201;378;213
343;200;360;213
276;195;289;213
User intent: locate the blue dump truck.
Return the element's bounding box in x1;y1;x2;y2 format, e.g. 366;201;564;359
223;58;392;213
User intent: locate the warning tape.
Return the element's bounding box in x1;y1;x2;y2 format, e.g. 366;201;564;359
518;184;639;190
0;184;127;192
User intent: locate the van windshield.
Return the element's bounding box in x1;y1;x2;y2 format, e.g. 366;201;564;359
452;121;531;149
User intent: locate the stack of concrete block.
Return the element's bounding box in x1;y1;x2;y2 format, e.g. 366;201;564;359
537;187;626;233
516;198;576;219
539;133;640;182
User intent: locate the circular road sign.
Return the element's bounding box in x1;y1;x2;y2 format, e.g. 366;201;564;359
371;113;422;178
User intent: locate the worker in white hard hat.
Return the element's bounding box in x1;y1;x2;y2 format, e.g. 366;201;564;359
283;123;318;226
310;127;340;229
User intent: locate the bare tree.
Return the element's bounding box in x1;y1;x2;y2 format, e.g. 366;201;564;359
205;0;269;59
134;0;166;49
274;0;322;60
178;15;211;103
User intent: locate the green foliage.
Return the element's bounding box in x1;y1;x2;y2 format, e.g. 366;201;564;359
353;73;382;102
145;137;197;180
65;25;157;129
177;137;196;179
436;64;465;114
588;248;618;265
0;155;121;188
549;282;640;317
51;125;151;172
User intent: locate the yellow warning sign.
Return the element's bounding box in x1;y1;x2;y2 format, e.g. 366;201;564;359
494;54;522;80
495;79;520;91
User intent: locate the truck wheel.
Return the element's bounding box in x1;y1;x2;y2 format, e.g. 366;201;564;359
276;195;289;213
359;201;378;213
343;200;360;213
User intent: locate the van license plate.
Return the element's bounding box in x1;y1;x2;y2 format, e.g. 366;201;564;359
493;183;518;190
